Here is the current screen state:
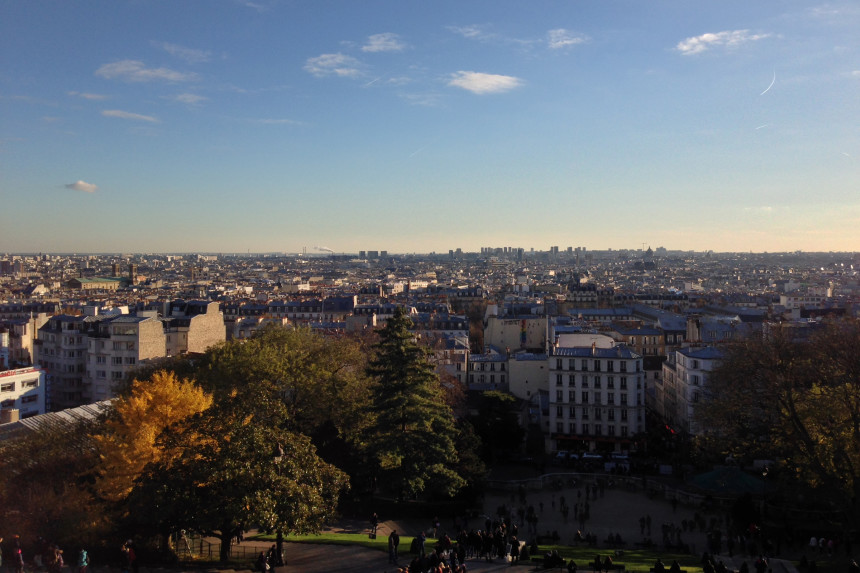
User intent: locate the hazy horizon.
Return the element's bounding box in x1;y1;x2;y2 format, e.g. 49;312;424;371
2;1;858;253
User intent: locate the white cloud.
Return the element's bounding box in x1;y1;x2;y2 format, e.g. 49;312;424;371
362;33;405;53
547;29;588;49
676;30;772;55
447;25;494;41
447;71;523;94
167;93;208;104
155;42;211;64
65;180;98;193
304;53;363;78
68;91;109;100
102;109;160;122
95;60;198;82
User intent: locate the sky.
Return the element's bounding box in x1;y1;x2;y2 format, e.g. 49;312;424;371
2;1;859;254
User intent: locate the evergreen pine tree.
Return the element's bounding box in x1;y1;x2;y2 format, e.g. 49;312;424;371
365;307;465;500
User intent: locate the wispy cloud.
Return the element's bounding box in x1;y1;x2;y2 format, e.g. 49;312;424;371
362;33;405;53
447;25;495;41
448;71;523;94
676;30;772;55
154;42;211;64
65;180;98;193
102;109;160;122
547;29;588;49
96;60;198;82
251;118;302;125
166;93;208;104
235;0;274;11
304;53;363;78
68;91;109;100
398;92;442;107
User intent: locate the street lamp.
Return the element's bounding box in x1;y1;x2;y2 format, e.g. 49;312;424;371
272;442;285;568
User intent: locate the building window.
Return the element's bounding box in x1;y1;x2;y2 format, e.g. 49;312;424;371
556;390;563;401
594;376;601;389
23;380;39;389
21;395;38;404
582;407;589;420
112;357;123;365
621;409;628;421
111;371;123;380
594;360;601;372
581;391;589;403
621;426;628;437
608;392;615;405
556;405;563;417
568;390;575;402
620;394;627;405
595;408;602;420
608;424;615;436
620;362;627;372
1;382;15;392
556;422;564;433
556;374;563;386
607;360;614;372
608;408;615;420
607;376;614;388
569;406;576;419
556;359;562;369
620;377;627;389
581;424;589;435
581;359;589;371
595;424;602;436
582;375;589;388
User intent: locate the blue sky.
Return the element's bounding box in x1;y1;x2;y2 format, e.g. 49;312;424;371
2;1;858;254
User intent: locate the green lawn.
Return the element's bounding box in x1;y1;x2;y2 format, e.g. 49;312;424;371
251;531;706;573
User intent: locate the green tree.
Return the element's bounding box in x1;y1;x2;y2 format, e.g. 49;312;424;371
0;418;108;547
696;318;860;527
129;389;348;562
364;308;465;500
471;390;524;462
195;325;371;451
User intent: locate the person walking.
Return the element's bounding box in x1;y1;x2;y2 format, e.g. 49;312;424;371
388;530;400;564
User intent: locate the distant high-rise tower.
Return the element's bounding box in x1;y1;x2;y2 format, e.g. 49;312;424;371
111;263;120;277
128;263;138;283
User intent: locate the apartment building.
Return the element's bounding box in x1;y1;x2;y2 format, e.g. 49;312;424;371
0;366;46;422
547;341;645;454
660;346;722;434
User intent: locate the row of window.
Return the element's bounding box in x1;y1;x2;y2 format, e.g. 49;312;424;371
553;358;634;373
469;374;506;385
0;380;40;393
555;374;632;389
471;362;506;372
555;422;629;437
554;390;637;406
1;395;38;406
554;404;631;421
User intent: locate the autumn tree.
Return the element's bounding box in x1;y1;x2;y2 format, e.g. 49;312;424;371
696;318;860;527
364;308;465;500
94;370;212;504
129;388;348;561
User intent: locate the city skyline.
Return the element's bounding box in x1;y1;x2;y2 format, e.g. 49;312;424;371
2;1;859;254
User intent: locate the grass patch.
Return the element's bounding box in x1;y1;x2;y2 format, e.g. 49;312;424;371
250;532;706;573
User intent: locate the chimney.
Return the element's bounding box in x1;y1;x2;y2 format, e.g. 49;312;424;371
0;408;20;424
591;341;597;355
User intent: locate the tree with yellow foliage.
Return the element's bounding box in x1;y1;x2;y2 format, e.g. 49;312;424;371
94;370;212;504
